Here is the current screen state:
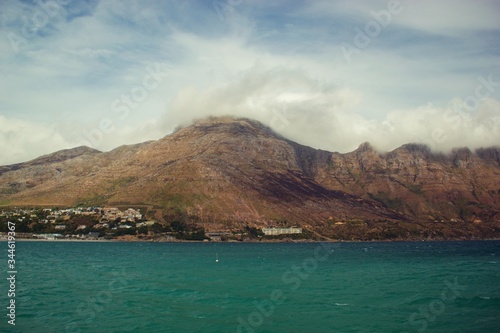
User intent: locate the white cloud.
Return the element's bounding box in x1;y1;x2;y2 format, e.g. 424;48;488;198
302;0;500;36
164;67;500;153
0;115;73;165
0;0;499;164
394;0;500;36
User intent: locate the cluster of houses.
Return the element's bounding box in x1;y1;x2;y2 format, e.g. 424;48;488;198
59;207;159;233
33;233;101;240
91;207;149;230
1;206;156;233
1;208;43;220
45;207;143;223
1;207;305;241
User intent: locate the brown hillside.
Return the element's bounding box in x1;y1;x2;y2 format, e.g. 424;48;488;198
1;117;499;240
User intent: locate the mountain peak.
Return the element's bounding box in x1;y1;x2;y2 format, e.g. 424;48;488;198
31;146;101;164
355;142;376;153
175;116;283;140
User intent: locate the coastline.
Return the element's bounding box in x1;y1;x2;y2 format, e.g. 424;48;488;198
2;237;499;243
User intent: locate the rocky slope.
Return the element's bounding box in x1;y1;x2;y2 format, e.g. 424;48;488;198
1;117;499;240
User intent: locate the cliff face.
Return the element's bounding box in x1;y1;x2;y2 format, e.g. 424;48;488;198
1;117;499;240
309;143;500;223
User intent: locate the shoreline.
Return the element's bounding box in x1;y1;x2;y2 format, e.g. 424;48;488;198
2;237;499;243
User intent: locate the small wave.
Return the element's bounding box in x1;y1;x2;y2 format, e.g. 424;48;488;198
335;303;349;306
480;296;491;300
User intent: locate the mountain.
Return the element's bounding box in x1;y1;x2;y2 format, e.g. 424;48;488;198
1;117;499;240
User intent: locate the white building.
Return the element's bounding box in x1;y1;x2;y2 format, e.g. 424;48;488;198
261;227;302;236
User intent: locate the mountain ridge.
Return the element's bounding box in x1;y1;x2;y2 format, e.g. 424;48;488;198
1;116;499;240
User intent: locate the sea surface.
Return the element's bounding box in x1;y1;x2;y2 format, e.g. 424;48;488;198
1;240;499;333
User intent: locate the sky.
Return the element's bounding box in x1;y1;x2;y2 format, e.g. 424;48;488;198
0;0;499;165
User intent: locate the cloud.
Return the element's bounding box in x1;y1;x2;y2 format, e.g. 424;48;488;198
393;0;500;36
0;115;73;165
164;67;500;153
0;0;499;164
301;0;500;36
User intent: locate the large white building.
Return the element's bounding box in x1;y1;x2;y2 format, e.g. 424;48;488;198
262;227;302;236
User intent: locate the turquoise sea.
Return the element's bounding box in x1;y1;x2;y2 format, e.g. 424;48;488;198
1;241;499;333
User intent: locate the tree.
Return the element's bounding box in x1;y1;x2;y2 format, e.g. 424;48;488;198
245;226;264;238
170;220;187;234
